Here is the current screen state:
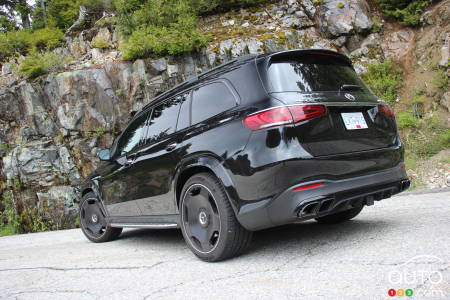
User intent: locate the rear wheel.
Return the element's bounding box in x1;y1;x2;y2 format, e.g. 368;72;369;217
180;173;252;262
80;192;122;243
315;206;364;224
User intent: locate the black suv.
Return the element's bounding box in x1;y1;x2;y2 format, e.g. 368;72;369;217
79;50;410;261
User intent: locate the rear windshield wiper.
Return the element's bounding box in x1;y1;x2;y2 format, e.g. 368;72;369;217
340;84;362;91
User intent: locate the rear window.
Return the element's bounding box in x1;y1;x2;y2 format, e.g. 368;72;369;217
267;55;369;93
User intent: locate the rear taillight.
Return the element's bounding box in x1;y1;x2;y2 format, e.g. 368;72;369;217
378;104;395;119
243;105;327;131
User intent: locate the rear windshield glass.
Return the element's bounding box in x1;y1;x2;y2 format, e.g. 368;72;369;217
267;55;369;93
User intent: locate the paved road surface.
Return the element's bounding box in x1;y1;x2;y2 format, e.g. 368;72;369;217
1;191;449;300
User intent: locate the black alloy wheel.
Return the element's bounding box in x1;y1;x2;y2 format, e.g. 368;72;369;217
180;173;252;261
182;183;221;253
80;192;122;243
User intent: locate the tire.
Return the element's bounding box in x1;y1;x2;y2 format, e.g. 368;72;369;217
179;172;252;262
315;206;364;224
79;192;122;243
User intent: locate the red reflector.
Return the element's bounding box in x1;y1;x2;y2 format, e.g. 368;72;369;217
378;104;395;119
243;105;326;131
292;183;324;191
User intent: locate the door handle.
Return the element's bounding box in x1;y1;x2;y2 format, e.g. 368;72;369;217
166;143;178;152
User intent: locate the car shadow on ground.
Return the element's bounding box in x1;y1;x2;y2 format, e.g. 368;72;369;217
117;218;392;259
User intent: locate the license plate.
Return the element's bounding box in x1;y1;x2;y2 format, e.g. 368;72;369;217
341;112;368;130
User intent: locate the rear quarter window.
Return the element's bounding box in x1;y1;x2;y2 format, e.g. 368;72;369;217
191;82;237;125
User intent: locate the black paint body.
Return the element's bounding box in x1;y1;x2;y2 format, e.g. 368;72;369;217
80;50;409;230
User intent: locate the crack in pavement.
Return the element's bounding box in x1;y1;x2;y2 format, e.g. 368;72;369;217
0;261;163;273
3;289;96;299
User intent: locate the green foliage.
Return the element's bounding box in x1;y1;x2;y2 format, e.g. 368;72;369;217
33;27;65;50
83;127;107;138
18;51;70;78
0;190;22;235
116;0;211;59
0;182;54;235
401;114;450;159
398;112;419;129
361;60;404;104
375;0;437;26
0;30;31;62
121;24;211;59
0;223;16;237
46;0;107;31
0;27;64;63
188;0;275;15
0;142;12;156
435;70;449;90
91;36;110;49
371;15;383;33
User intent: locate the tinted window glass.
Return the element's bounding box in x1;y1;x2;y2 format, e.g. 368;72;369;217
115;113;148;156
192;82;236;125
144;97;181;144
176;93;191;131
267;55;369;93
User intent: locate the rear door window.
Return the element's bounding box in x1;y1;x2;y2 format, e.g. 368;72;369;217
144;97;182;144
267;55;369;93
191;82;237;125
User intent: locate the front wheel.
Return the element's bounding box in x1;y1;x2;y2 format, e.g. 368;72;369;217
180;173;252;262
79;192;122;243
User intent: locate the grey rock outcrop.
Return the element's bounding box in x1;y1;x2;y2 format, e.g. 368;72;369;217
315;0;373;38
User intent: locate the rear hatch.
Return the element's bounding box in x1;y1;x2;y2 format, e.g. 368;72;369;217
261;50;398;156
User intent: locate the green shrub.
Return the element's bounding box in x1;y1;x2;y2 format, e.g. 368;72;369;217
47;0;107;31
189;0;276;15
0;30;31;62
0;223;16;237
413;130;450;157
435;70;449;90
33;27;65;51
398;112;419;128
117;0;211;59
0;27;64;63
361;60;404;104
375;0;438;26
91;36;110;49
18;51;70;78
121;24;210;59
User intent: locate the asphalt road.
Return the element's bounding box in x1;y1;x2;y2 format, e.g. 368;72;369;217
1;190;449;300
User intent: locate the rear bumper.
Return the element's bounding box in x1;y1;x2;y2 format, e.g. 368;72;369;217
236;164;409;231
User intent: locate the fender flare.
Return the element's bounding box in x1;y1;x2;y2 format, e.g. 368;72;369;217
173;155;240;215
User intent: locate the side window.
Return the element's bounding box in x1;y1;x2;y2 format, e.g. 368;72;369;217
191;82;237;125
144;97;181;144
115;112;148;156
176;93;190;131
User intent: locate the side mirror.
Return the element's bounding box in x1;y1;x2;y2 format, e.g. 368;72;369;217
97;149;111;161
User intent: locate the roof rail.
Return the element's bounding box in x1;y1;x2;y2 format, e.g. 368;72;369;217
140;54;258;112
198;54;257;79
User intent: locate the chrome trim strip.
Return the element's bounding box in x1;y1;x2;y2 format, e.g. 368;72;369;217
110;223;178;229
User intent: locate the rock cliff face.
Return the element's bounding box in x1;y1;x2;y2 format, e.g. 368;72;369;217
0;0;448;228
